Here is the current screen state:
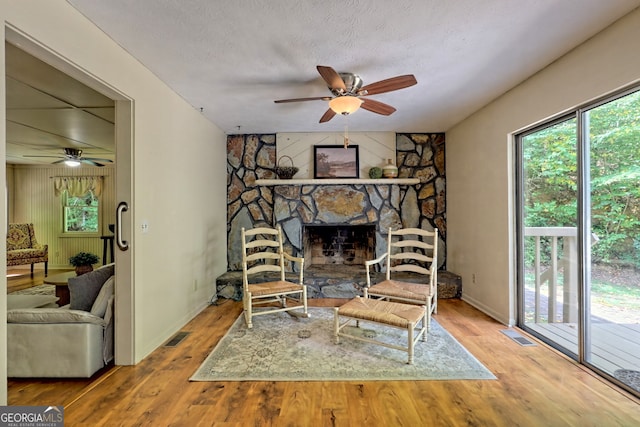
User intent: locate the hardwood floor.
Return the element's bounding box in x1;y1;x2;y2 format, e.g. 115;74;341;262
7;268;72;294
7;292;640;426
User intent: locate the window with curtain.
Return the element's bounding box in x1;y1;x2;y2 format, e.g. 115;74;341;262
53;176;103;233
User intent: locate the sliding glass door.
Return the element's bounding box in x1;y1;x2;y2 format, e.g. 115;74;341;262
517;88;640;397
519;116;579;357
583;91;640;390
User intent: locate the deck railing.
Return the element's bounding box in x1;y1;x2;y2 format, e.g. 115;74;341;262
524;227;598;323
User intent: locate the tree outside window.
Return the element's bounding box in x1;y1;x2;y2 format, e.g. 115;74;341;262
64;191;99;232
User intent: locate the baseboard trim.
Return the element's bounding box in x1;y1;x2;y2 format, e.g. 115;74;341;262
461;294;513;326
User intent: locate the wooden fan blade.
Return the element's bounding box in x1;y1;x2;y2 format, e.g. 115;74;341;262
317;65;346;91
83;157;113;163
82;159;105;167
359;75;417;96
361;98;396;116
274;96;332;103
319;108;337;123
23;155;64;158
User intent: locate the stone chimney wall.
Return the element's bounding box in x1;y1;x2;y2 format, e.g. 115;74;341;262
226;133;446;270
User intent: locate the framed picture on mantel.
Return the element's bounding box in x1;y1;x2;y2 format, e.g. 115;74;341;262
314;145;359;179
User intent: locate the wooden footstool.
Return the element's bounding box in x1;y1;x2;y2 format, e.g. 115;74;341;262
333;296;428;364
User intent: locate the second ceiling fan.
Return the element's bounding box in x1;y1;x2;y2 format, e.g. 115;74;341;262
274;65;417;123
24;148;114;167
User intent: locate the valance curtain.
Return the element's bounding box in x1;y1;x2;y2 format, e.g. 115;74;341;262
53;176;103;197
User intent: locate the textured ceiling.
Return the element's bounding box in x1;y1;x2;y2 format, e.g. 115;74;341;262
55;0;638;134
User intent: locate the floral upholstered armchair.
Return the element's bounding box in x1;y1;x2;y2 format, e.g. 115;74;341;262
6;223;49;276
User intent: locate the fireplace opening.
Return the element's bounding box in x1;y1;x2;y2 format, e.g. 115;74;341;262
303;224;376;267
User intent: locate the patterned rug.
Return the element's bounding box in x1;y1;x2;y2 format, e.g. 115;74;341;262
190;307;496;381
614;369;640;392
9;285;55;296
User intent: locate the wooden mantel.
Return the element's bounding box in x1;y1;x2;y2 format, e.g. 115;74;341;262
255;178;420;186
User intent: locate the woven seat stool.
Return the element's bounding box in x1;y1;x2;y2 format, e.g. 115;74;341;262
333;296;428;364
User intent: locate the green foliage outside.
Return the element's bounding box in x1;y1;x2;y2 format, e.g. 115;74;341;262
523;90;640;269
65;192;99;232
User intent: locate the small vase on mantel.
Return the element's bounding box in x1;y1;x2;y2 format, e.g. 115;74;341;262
382;159;398;178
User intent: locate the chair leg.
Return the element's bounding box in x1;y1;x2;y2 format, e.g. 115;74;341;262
244;293;253;329
421;308;428;342
30;263;34;277
44;261;48;277
333;308;340;344
302;287;308;315
407;322;415;365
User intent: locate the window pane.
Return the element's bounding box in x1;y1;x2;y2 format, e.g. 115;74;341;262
64;193;99;232
520;117;579;357
585;90;640;390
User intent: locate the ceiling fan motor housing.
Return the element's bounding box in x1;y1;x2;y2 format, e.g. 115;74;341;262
64;147;82;157
331;73;364;96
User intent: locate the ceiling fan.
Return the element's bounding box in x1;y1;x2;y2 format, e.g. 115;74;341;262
24;148;114;167
274;65;417;123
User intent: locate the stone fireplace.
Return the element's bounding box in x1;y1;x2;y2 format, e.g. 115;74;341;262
273;184;403;265
303;224;376;267
220;133;458;300
225;133;447;276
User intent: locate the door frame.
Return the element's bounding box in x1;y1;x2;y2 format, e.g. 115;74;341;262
4;26;135;365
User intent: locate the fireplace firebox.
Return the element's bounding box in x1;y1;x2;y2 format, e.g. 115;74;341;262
303;224;376;267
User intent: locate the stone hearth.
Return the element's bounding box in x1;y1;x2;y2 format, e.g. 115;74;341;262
216;268;462;300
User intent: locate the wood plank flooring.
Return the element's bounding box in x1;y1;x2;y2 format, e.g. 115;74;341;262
7;268;71;294
6;286;640;426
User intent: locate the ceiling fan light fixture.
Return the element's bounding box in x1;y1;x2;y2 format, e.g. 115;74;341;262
64;159;81;167
329;96;363;115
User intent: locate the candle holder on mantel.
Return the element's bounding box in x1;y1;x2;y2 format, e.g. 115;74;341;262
381;159;398;178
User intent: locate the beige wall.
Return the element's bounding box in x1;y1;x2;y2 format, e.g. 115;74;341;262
447;8;640;325
1;0;228;403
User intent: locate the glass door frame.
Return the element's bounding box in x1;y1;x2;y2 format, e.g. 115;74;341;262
515;112;580;360
516;84;640;395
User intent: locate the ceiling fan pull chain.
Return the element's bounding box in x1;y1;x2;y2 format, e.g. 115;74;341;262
344;120;350;149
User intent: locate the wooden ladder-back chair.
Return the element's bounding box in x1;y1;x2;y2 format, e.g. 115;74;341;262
364;227;438;330
241;225;309;328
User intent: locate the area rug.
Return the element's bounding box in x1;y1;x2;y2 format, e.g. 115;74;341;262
9;285;55;296
614;369;640;392
190;307;496;381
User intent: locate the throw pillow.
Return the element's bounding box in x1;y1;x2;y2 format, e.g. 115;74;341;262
68;264;114;312
90;276;115;318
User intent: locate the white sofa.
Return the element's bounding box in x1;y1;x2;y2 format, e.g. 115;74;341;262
7;264;114;378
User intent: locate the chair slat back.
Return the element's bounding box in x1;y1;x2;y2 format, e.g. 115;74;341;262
245;251;281;263
242;226;287;286
386;227;438;285
245;239;280;249
246;264;282;275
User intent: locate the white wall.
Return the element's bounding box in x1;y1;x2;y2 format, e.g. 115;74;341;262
1;0;228;403
447;8;640;325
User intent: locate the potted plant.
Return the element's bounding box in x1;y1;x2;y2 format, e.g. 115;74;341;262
69;251;100;276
